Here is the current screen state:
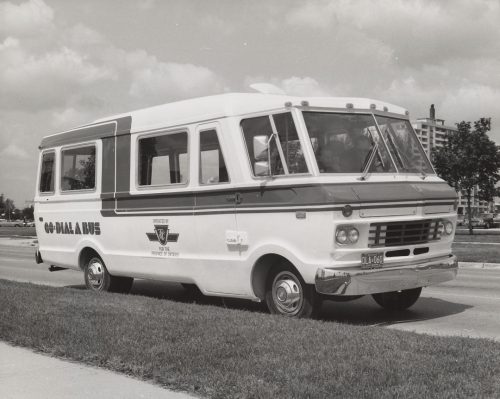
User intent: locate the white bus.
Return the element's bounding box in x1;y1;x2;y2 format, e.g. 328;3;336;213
35;91;458;318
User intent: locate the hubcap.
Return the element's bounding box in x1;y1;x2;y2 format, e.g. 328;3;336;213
87;259;104;290
272;272;303;315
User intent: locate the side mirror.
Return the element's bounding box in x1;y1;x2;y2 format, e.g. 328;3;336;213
254;161;270;176
253;135;269;161
253;135;271;177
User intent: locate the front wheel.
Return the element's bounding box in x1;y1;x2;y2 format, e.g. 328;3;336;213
372;287;422;311
265;266;320;318
84;256;133;294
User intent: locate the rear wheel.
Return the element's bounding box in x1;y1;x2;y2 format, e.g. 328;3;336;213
372;287;422;311
84;256;133;294
265;265;320;318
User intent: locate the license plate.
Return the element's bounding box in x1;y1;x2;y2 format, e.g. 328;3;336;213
361;252;384;269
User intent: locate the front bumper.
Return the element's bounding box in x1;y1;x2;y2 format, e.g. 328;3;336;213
315;254;458;296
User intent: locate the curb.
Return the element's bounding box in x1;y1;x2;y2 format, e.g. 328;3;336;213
459;262;500;269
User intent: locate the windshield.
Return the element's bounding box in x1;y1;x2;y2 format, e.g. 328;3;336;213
303;112;396;174
375;116;434;174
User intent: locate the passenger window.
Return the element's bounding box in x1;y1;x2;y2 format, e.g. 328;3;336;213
199;129;229;184
39;152;55;193
61;145;96;191
241;112;307;176
138;132;188;186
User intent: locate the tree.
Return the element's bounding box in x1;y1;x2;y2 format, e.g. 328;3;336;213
22;205;34;221
432;118;500;235
4;198;15;221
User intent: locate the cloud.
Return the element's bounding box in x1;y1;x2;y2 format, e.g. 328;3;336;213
127;51;225;105
0;0;54;37
0;41;114;110
0;143;30;159
286;0;500;65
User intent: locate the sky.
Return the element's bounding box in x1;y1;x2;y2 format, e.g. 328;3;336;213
1;0;500;207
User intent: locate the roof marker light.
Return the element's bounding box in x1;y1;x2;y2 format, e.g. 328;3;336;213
346;103;354;109
405;110;410;116
301;100;309;106
370;104;376;110
284;101;293;107
383;106;388;112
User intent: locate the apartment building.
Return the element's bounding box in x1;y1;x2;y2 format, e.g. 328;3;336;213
412;105;488;217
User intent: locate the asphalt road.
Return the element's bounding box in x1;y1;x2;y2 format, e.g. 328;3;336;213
1;239;500;342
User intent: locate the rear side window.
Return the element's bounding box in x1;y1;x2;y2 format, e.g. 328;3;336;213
138;132;188;186
61;145;96;191
39;152;55;193
199;129;229;184
241;112;307;176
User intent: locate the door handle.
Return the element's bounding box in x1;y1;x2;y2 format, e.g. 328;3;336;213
226;193;242;204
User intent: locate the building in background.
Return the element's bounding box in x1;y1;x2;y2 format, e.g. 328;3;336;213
412;105;489;217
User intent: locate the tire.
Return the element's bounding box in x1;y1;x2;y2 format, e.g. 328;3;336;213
265;265;320;318
372;287;422;311
84;256;133;294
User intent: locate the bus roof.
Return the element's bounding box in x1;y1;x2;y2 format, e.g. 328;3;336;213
41;92;408;145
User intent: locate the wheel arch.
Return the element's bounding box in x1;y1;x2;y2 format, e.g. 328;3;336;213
78;246;104;271
250;253;302;301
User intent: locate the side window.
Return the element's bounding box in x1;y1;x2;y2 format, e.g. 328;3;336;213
138;132;188;186
241;112;307;176
273;112;308;174
199;129;229;184
61;145;96;191
39;152;55;193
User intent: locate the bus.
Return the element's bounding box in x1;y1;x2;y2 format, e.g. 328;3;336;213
34;91;458;318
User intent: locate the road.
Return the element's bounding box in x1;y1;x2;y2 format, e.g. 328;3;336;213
1;238;500;342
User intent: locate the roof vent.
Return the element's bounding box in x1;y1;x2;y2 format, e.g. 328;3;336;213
249;83;286;95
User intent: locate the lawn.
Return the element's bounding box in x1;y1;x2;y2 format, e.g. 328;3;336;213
452;233;500;263
0;226;36;237
1;279;499;398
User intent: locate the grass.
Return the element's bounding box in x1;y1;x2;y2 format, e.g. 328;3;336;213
454;234;500;243
452;233;500;263
0;226;36;237
453;243;500;263
1;280;500;398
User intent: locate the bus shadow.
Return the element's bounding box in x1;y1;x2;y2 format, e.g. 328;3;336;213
129;279;268;313
68;280;472;326
319;295;472;326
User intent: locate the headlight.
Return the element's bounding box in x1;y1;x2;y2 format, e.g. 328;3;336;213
336;226;359;245
336;228;348;244
348;228;359;243
444;220;453;235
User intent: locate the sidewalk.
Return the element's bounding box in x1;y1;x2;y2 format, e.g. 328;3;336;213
0;342;197;399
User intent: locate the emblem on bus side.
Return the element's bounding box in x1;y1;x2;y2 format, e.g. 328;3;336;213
146;224;179;245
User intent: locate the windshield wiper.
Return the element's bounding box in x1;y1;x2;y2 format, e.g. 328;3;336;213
385;130;408;172
358;141;380;181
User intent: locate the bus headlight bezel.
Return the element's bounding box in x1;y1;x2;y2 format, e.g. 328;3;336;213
336;226;359;245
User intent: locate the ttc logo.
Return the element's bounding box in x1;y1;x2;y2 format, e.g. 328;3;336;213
146;225;179;246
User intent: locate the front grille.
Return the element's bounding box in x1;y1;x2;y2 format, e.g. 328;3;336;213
368;219;441;248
